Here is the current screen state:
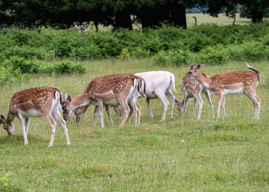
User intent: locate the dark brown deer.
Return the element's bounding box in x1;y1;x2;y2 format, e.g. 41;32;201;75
0;87;70;147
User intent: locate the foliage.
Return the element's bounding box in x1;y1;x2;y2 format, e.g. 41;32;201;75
0;57;85;84
153;50;191;65
1;22;269;65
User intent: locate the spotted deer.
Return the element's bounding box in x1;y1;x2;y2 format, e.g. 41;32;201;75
62;74;146;128
175;64;214;119
183;62;260;119
0;87;70;147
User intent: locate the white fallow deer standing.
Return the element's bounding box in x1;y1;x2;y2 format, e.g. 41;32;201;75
175;64;214;119
62;74;146;128
0;87;70;147
183;62;260;119
114;71;177;121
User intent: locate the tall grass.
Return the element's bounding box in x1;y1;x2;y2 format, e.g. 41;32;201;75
0;58;268;191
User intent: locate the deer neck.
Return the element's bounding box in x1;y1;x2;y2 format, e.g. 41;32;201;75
70;93;90;110
195;71;212;90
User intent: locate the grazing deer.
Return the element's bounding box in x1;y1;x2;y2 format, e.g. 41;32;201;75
113;71;177;121
175;64;214;119
183;62;260;119
62;74;146;128
0;87;70;147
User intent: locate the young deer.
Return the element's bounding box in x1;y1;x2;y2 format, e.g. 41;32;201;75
175;64;214;119
183;62;260;119
0;87;70;147
62;74;146;128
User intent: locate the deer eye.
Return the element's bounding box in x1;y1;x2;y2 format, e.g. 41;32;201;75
189;72;192;74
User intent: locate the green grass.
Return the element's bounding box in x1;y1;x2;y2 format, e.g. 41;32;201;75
0;58;269;191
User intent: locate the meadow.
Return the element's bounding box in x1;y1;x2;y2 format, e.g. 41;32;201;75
0;57;269;191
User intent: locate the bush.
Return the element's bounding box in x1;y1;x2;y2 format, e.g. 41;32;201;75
153;50;191;66
0;57;86;85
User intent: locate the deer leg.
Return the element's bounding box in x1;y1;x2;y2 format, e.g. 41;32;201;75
97;101;104;128
166;90;175;120
25;117;31;134
92;106;99;126
17;114;28;145
221;96;226;116
117;97;130;127
41;114;57;147
126;107;133;124
52;109;70;147
105;105;114;126
136;102;141;124
217;93;224;118
183;97;191;115
155;92;169;121
204;90;215;118
129;97;138;125
193;98;197;119
146;98;153;119
244;90;261;119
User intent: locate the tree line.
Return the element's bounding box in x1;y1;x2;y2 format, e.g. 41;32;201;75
0;0;268;31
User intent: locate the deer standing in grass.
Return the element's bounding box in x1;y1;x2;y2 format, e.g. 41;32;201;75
183;63;260;119
0;87;70;147
62;74;146;128
175;64;214;119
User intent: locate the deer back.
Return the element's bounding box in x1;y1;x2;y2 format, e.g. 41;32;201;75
9;87;61;114
84;74;145;101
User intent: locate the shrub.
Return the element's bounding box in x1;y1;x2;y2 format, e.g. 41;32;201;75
198;45;230;65
2;56;39;74
40;61;86;74
153;50;191;66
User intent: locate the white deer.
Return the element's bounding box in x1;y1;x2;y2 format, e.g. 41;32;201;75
175;64;214;119
183;63;260;119
114;71;177;121
0;87;70;147
62;74;146;128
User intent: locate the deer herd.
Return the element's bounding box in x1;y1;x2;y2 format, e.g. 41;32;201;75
0;62;261;147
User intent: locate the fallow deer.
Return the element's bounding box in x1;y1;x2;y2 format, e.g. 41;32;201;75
175;64;214;119
183;62;260;119
113;71;177;121
0;87;70;147
62;74;146;128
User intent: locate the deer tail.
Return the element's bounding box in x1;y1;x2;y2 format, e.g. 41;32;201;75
245;62;260;81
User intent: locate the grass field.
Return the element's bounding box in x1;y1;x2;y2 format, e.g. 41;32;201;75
0;58;269;191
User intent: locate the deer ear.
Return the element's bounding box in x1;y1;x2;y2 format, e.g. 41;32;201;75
195;64;205;71
190;63;195;68
0;114;5;124
64;93;72;104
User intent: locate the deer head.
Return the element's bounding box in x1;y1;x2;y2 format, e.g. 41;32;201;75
0;114;14;135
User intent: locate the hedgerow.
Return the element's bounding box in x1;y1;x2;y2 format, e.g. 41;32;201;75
0;22;269;65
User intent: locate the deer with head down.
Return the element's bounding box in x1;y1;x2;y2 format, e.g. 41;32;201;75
175;63;214;119
0;87;70;147
62;74;145;128
182;62;260;119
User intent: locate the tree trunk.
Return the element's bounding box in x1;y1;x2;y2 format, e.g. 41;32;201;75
114;9;133;30
170;3;187;29
251;9;263;23
141;5;170;29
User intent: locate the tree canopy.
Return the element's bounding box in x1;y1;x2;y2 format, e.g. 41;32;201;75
0;0;268;30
